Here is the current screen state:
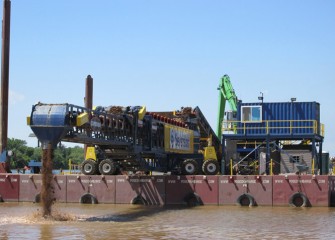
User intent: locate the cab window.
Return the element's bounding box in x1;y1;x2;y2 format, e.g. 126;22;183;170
241;106;262;122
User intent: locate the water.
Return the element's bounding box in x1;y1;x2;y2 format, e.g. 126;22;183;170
1;203;335;240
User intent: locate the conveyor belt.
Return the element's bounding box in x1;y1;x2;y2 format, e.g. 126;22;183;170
29;103;136;148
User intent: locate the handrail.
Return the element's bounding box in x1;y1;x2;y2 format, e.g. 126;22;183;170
232;143;264;169
222;119;324;136
68;159;81;174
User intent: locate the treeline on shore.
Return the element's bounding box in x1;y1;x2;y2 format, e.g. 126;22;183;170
7;138;84;170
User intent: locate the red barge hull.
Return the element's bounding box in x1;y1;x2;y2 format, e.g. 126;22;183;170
1;174;335;207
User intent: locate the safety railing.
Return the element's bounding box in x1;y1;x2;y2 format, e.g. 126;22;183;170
222;120;324;137
63;159;81;175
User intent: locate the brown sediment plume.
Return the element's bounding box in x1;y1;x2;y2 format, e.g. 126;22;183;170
32;210;78;222
41;144;54;218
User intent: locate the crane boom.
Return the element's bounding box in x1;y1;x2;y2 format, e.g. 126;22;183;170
216;74;238;137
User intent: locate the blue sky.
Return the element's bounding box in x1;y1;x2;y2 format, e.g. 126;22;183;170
1;1;334;155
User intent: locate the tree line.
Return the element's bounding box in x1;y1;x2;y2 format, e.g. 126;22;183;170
7;138;84;170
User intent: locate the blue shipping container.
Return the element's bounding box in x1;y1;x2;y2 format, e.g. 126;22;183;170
236;101;320;136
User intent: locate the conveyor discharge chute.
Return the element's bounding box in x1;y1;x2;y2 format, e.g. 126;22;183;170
29;103;70;148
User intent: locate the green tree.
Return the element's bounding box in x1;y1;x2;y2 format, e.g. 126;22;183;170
6;138;84;170
31;147;42;161
7;138;35;169
52;143;84;170
67;146;85;164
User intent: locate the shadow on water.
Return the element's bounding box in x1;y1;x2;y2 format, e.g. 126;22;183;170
80;174;207;222
83;205;194;222
82;174;206;222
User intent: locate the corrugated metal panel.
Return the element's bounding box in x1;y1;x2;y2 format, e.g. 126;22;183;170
236;102;320;136
30;104;69;145
31;104;68;126
280;150;312;174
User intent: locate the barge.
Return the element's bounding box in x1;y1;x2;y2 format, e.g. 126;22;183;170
0;1;332;209
1;76;329;208
1;173;334;207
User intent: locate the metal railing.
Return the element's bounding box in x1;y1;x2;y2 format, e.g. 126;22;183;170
222;120;324;136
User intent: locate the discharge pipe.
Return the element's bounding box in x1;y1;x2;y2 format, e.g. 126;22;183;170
0;0;11;156
84;75;93;154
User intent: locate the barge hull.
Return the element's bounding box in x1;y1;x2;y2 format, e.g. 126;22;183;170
0;174;332;207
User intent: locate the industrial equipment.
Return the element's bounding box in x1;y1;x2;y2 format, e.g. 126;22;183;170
216;74;238;137
216;75;324;175
220;99;324;175
28;103;221;176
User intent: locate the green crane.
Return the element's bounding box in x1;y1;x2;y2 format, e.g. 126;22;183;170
216;74;238;138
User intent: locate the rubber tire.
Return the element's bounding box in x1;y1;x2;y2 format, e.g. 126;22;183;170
130;195;147;205
81;159;98;175
289;192;309;207
236;193;255;207
184;192;202;207
202;159;220;175
34;193;41;203
99;159;117;175
181;159;198;175
80;193;98;204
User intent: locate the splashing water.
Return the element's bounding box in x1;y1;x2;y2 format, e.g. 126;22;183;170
32;209;78;222
0;208;78;226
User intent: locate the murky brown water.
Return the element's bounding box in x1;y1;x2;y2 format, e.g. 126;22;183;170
1;203;335;239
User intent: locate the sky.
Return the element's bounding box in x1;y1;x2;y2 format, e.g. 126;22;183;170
1;1;334;155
